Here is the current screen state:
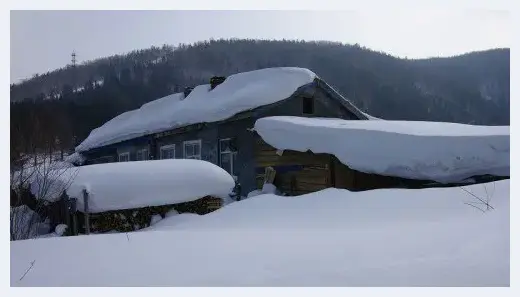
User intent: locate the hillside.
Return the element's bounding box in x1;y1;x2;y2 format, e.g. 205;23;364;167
10;39;510;155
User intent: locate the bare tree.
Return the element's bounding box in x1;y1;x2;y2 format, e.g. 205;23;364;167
10;115;79;241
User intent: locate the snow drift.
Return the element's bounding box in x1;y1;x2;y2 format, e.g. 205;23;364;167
10;180;509;286
76;67;317;152
28;159;235;212
254;116;509;183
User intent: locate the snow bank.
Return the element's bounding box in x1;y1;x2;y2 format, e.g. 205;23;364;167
162;180;510;230
62;159;234;213
10;180;509;286
76;68;316;152
255;116;509;183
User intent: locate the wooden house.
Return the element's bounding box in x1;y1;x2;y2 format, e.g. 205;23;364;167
75;68;370;195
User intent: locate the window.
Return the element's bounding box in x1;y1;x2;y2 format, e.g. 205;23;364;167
302;96;314;115
183;140;202;160
160;144;176;159
118;152;130;162
91;156;114;164
219;138;237;177
136;148;149;161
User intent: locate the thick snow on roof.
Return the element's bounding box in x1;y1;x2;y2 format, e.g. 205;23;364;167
254;116;510;183
28;159;235;212
11;180;509;286
76;67;316;152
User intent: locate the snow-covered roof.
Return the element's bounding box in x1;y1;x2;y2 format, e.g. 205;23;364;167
76;67;322;152
29;159;235;212
254;116;510;183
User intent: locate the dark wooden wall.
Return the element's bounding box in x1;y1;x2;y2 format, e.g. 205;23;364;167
253;138;450;194
254;138;334;195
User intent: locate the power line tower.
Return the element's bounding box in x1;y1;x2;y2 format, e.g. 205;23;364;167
70;50;77;90
71;51;77;67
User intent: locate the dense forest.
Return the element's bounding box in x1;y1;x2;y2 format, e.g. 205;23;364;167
10;39;510;159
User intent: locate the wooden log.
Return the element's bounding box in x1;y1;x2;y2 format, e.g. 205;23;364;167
61;192;71;236
83;189;90;235
264;167;276;184
70;198;78;236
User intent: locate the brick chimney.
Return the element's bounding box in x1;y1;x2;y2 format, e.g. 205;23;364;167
210;76;226;90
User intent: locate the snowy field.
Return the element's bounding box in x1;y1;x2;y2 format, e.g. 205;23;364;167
255;116;509;183
11;180;509;286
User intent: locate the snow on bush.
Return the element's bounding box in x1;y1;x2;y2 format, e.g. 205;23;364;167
165;209;180;218
150;215;163;226
10;180;509;286
11;156;76;190
255;116;510;183
76;68;317;152
63;152;86;165
27;167;79;202
54;224;68;236
62;159;235;213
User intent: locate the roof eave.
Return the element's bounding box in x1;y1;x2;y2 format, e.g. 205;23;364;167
314;77;369;120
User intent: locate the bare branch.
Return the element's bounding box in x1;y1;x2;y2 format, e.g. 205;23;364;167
19;260;36;281
459;186;495;210
464;202;486;213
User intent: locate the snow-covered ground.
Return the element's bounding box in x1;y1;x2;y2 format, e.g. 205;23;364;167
255;116;509;183
11;180;509;286
76;67;318;152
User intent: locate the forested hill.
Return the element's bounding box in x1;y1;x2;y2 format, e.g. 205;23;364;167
10;39;510;155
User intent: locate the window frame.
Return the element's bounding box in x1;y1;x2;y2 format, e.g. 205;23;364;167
159;144;176;159
302;96;315;115
183;140;202;160
219;138;237;178
135;148;149;161
118;152;130;162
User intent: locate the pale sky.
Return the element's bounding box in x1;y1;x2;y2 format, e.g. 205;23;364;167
10;10;510;84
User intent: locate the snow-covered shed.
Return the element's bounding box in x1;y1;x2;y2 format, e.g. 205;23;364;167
76;67;370;194
254;116;509;194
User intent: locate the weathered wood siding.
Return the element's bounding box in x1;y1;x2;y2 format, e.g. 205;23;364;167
254;137;334;195
332;157;356;190
254;140;439;194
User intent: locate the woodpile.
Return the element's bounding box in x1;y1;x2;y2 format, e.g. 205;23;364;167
88;196;223;233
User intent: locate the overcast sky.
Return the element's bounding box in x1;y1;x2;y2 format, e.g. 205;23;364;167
10;10;510;84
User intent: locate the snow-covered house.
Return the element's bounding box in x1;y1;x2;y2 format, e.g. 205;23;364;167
75;67;370;194
253;116;509;194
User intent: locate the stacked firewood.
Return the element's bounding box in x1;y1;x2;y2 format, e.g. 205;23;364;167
89;196;223;233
